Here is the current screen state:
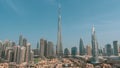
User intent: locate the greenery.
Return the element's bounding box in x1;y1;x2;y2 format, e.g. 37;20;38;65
34;58;39;64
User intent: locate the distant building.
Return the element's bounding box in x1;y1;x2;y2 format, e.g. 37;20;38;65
44;40;48;57
48;41;54;57
14;46;21;64
106;44;112;56
19;35;23;46
0;41;3;57
113;41;119;56
30;50;34;64
79;38;85;55
20;46;26;64
40;38;45;58
23;38;27;47
103;48;106;56
64;48;70;57
86;45;92;56
25;43;31;63
36;42;39;56
71;47;77;56
7;49;14;62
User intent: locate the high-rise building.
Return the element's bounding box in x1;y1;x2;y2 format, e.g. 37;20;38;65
40;38;45;58
56;5;63;58
91;25;99;63
20;46;26;64
19;35;23;46
71;47;77;56
113;41;119;56
48;41;54;57
44;40;48;57
0;41;3;57
25;43;31;63
103;48;106;56
11;42;16;47
64;48;70;57
106;44;112;56
7;49;14;62
23;38;27;47
86;45;92;56
14;46;21;64
36;42;39;56
79;38;85;55
30;50;34;64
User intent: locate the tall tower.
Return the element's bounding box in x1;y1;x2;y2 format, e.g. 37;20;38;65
113;41;119;56
79;38;85;55
91;25;99;63
56;4;63;58
19;35;23;46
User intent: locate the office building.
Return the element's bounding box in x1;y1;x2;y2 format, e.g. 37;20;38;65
44;40;48;57
20;46;26;64
106;44;112;56
64;48;70;57
86;45;92;56
71;47;77;56
48;41;54;57
19;35;23;46
40;38;45;58
113;41;119;56
79;38;85;55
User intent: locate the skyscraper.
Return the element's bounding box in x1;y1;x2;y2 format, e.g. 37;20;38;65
19;35;23;46
0;41;3;57
79;38;85;55
23;38;27;47
71;47;77;56
40;38;45;58
25;43;31;63
20;46;26;64
48;41;54;57
113;41;119;56
106;44;112;56
44;40;48;57
86;45;92;56
14;46;21;64
64;48;70;57
56;4;63;58
91;25;99;63
36;42;39;56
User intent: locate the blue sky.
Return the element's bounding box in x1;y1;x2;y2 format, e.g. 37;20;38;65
0;0;120;49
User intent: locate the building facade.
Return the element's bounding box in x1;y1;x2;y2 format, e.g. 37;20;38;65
106;44;112;56
71;47;77;56
113;41;119;56
79;38;85;55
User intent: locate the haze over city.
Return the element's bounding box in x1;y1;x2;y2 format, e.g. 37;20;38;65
0;0;120;49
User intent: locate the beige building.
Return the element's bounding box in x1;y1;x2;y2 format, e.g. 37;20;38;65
86;45;92;56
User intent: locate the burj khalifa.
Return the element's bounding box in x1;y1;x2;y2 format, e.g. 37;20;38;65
91;25;99;63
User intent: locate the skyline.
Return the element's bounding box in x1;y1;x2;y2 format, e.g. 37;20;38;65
0;0;120;49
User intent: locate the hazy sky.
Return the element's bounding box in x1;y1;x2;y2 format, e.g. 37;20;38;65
0;0;120;49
